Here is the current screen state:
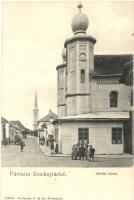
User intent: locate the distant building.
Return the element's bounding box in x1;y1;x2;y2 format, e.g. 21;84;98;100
10;120;28;139
38;109;57;141
9;121;22;143
33;90;39;131
52;3;133;155
1;117;25;144
1;117;10;143
10;120;26;131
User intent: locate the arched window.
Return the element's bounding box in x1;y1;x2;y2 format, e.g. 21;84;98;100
80;69;85;83
110;91;118;107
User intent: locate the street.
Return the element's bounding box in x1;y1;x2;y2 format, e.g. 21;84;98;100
1;138;133;167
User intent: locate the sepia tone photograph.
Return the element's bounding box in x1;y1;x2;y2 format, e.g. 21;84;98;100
1;1;134;167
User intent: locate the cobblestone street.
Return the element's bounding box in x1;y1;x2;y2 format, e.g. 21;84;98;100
1;138;133;167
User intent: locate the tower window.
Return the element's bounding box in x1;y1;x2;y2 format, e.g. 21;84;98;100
80;69;85;83
110;91;118;107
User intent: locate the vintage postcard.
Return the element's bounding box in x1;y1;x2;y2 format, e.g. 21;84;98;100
1;0;134;199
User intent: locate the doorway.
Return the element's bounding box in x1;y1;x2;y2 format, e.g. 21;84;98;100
123;120;132;154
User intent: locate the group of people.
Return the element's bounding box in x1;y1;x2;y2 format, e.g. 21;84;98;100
72;144;95;162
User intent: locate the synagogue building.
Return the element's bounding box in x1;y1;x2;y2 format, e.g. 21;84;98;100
52;3;133;155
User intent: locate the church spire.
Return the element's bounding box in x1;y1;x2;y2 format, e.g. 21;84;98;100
33;90;39;131
34;89;38;110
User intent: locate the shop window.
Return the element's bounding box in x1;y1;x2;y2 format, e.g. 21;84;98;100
80;69;85;83
78;128;89;145
112;128;122;144
110;91;118;107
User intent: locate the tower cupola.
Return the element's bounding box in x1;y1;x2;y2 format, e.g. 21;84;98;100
71;2;89;35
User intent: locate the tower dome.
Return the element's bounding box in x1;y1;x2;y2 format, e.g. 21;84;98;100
71;3;89;34
62;47;66;61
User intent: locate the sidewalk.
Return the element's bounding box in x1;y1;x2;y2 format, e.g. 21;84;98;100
39;144;51;156
39;145;132;159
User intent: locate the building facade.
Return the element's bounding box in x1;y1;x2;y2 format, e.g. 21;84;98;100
53;3;133;155
1;117;24;144
1;117;10;143
38;109;57;141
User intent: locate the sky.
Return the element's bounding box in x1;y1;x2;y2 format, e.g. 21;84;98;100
2;0;134;129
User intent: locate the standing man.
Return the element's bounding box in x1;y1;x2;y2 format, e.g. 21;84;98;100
79;144;85;160
42;136;45;145
88;145;95;162
50;141;54;154
84;144;88;160
20;140;25;152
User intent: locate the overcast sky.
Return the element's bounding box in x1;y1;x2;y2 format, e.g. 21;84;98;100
2;1;134;129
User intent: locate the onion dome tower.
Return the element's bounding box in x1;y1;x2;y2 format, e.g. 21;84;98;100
63;3;96;116
71;2;89;34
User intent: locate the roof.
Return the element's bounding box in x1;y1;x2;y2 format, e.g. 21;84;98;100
39;110;58;122
10;121;26;129
8;121;21;130
53;112;129;123
120;60;133;85
1;117;8;123
94;54;133;75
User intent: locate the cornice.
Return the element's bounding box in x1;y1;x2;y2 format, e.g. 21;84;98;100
66;93;91;97
64;34;96;47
